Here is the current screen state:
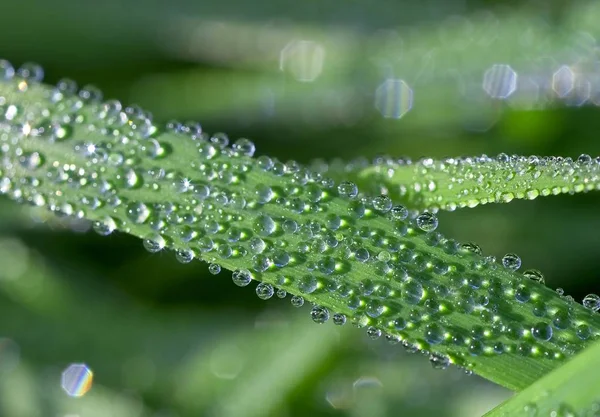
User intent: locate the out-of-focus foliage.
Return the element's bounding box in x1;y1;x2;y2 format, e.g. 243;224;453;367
0;0;600;415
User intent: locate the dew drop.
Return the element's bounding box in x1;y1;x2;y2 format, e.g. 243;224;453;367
416;212;438;232
337;181;358;198
425;323;445;345
583;294;600;312
256;283;274;300
143;234;165;253
232;138;256;157
253;214;276;237
576;324;591;340
126;202;151;224
429;352;450;370
333;313;347;325
372;195;392;212
402;279;424;304
276;289;287;298
531;322;553;341
232;269;252;287
390;205;408;220
175;249;194;264
208;263;221;275
291;295;305;307
502;253;521;271
311;306;329;323
367;326;382;339
523;269;545;284
92;216;117;236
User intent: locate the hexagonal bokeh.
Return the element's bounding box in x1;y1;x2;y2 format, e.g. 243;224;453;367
374;79;413;119
507;76;541;110
482;64;517;99
279;40;326;82
552;65;575;98
61;363;93;397
564;77;591;107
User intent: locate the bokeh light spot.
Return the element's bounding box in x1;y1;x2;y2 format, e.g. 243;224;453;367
61;363;93;397
374;79;413;119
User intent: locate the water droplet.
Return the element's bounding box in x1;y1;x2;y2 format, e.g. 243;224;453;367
311;306;329;323
253;214;276;237
232;269;252;287
208;263;221;275
367;326;381;339
429;352;450;370
175;249;194;264
291;295;305;307
523;269;545;284
232;138;256;157
531;322;553;341
333;313;347;325
92;216;117;236
416;212;438;232
583;294;600;312
425;323;445;345
372;195;392;212
143;234;165;253
502;253;521;271
256;282;274;300
126;202;150;224
402;279;424;304
338;181;358;198
390;205;408;220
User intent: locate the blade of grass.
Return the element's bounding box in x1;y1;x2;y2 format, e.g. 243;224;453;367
484;338;600;416
2;73;600;392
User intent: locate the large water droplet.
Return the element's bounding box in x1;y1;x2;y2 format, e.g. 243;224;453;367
232;269;252;287
416;212;438;232
583;294;600;312
502;253;521;271
311;306;330;323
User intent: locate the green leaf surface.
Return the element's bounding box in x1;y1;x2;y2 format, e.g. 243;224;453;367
484;338;600;416
355;156;600;211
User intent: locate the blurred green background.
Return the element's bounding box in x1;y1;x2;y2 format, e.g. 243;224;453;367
1;0;600;415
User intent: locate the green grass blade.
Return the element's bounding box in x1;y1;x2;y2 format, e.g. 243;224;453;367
484;338;600;417
2;70;600;391
355;156;600;211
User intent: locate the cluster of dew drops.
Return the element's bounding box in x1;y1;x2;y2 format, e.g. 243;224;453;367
2;60;600;374
313;152;600;212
